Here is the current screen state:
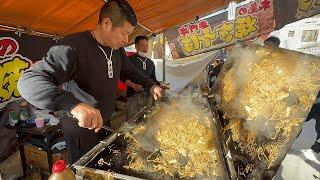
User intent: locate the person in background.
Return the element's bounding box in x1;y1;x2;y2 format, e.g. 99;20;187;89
123;36;161;120
306;93;320;153
18;0;163;163
264;36;281;47
125;36;160;96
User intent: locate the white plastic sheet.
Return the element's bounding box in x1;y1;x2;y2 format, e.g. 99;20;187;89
153;51;218;92
274;119;320;180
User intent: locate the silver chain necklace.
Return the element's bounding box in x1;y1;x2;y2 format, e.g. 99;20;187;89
92;30;114;78
137;56;147;70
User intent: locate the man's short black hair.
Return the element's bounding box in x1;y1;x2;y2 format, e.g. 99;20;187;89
99;0;137;27
135;36;148;45
264;36;281;47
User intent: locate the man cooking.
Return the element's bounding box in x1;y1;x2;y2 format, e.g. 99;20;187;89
17;0;163;163
123;36;161;120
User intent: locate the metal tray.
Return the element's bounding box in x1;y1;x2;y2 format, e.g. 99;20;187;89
73;97;229;180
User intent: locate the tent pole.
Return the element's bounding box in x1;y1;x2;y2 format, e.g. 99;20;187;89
0;24;59;39
162;34;166;82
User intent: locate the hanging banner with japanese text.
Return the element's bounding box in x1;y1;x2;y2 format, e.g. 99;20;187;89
275;0;320;30
164;0;275;58
0;31;54;109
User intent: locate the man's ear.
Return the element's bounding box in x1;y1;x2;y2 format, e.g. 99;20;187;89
102;17;113;31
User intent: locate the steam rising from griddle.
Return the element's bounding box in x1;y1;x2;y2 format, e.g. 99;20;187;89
123;96;224;178
215;44;320;169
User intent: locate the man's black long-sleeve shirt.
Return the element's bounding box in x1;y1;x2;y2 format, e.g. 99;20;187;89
125;54;159;97
18;31;154;121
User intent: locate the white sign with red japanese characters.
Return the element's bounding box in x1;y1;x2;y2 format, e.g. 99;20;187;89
165;0;274;58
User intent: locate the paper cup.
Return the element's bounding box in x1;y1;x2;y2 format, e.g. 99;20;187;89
35;118;44;128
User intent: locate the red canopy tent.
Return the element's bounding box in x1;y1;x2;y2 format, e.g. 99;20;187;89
0;0;237;43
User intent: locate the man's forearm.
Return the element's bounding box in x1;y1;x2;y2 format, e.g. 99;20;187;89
125;80;135;88
121;50;155;89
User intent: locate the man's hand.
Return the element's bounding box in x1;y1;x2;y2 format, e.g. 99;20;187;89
150;85;163;100
70;103;103;132
132;84;143;92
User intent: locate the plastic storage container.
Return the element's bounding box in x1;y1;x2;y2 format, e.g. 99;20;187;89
48;160;75;180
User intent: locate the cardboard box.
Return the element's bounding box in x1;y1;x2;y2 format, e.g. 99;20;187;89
23;144;68;172
0;151;23;179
